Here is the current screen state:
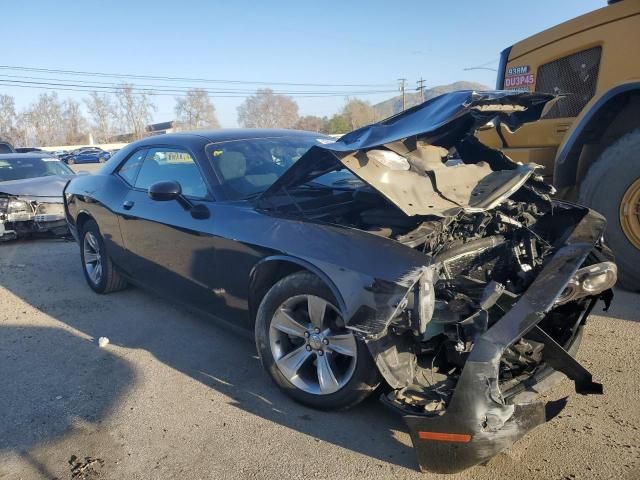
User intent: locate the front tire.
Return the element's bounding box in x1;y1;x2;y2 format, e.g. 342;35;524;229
580;129;640;291
80;220;127;294
255;272;380;410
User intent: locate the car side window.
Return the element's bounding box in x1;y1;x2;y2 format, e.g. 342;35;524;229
117;149;147;185
134;148;209;199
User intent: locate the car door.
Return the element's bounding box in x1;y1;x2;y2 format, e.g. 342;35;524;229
115;146;225;312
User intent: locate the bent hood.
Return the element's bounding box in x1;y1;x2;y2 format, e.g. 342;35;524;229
0;175;73;198
258;90;557;217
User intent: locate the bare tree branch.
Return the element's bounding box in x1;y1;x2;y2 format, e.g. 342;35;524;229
85;92;116;143
175;89;220;130
115;84;156;140
237;88;299;128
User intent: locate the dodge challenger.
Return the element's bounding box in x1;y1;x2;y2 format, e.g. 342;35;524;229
63;90;616;473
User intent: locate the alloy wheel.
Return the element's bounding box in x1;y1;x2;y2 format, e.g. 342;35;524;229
83;232;103;285
269;294;357;395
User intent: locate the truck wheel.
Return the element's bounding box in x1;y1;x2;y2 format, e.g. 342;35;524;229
255;272;380;410
580;129;640;291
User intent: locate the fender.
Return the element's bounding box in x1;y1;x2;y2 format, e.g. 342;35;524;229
248;254;349;319
554;81;640;188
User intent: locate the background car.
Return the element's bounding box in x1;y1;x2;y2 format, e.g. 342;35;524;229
15;147;44;153
63;147;110;164
0;141;16;154
0;153;76;240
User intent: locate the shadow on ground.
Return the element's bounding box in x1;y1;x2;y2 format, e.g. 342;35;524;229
0;324;135;452
0;240;417;470
598;287;640;322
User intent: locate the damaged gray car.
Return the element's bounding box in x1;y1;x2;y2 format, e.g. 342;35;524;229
64;90;615;473
0;154;76;241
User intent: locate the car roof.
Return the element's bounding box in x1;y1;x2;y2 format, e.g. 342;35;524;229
134;128;330;147
0;153;57;160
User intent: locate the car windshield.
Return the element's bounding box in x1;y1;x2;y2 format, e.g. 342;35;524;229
206;136;358;200
0;156;74;181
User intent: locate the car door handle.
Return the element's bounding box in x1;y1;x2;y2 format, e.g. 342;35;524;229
122;200;135;210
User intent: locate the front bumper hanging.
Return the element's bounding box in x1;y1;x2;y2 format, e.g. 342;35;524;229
389;208;607;474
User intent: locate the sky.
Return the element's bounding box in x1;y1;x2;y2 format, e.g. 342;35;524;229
2;0;604;128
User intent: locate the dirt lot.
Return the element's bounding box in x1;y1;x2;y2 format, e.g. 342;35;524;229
0;239;639;480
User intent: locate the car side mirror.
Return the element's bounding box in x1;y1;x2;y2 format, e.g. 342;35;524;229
148;180;182;202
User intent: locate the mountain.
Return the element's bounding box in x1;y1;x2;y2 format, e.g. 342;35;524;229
373;81;491;118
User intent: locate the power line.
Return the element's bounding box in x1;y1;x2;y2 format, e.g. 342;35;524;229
0;79;396;98
0;72;396;95
0;64;395;88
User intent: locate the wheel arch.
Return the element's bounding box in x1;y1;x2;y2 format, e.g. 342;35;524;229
554;82;640;190
75;210;95;233
248;255;348;328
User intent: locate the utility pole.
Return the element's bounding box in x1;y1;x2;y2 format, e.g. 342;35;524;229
398;78;407;111
416;77;426;103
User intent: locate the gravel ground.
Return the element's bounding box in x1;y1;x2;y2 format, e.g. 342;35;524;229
0;239;639;480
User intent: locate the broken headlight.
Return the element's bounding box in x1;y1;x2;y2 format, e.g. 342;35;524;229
6;199;33;221
7;199;29;213
415;268;437;335
556;261;617;305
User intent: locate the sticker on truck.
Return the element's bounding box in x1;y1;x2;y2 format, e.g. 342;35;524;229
504;65;535;91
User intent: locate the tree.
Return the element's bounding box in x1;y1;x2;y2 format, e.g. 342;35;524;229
175;89;220;130
63;99;88;144
85;92;117;143
0;94;18;144
237;88;299;128
27;93;65;146
326;114;350;134
342;98;376;130
294;115;327;133
115;84;156;140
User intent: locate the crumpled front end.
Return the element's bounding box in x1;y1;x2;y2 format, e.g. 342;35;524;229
376;205;613;473
0;194;68;241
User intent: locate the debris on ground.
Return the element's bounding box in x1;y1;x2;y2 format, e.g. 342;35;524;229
69;455;104;479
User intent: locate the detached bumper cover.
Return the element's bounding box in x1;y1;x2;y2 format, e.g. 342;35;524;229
395;207;606;473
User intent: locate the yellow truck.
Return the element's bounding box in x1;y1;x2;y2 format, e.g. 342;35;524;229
478;0;640;290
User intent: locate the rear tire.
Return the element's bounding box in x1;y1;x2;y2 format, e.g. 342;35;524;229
255;272;380;410
80;220;127;294
580;129;640;291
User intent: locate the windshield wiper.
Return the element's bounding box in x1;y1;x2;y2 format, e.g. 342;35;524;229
241;190;266;200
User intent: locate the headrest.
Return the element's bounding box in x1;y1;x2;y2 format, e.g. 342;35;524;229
218;151;246;180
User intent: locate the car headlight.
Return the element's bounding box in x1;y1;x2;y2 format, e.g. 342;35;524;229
581;263;618;293
556;261;617;305
416;267;437;334
7;199;30;213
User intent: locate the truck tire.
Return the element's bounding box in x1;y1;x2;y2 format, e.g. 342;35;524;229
580;129;640;291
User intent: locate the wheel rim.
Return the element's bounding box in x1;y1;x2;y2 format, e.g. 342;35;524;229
269;294;357;395
620;177;640;250
83;232;103;285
